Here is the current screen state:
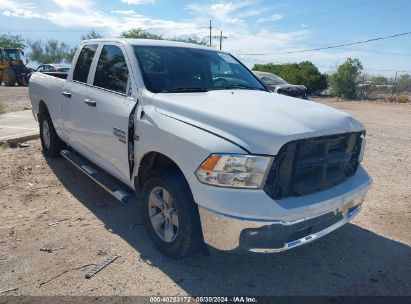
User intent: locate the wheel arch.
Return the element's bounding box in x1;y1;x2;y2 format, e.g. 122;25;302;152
37;100;49;120
38;100;48;113
134;151;188;195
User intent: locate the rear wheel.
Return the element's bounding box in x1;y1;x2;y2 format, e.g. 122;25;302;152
3;68;16;86
142;170;202;259
39;111;64;157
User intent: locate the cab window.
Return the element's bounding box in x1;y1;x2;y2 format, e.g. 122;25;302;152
73;44;98;83
93;45;129;94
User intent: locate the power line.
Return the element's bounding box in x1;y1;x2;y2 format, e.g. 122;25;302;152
300;5;410;30
264;0;376;28
286;41;411;57
236;31;411;56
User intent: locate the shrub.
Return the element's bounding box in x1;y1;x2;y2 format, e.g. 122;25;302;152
395;95;410;103
330;58;363;100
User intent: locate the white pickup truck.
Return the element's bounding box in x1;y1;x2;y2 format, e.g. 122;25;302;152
29;39;372;258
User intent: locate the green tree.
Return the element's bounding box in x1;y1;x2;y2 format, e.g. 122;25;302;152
252;61;327;94
120;28;209;46
396;74;411;92
330;58;363;99
81;29;103;40
372;76;389;85
64;47;77;64
120;28;163;40
27;39;71;63
171;36;209;46
63;30;104;63
0;34;26;49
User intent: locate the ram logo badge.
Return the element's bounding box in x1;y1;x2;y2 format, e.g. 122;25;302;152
113;126;126;143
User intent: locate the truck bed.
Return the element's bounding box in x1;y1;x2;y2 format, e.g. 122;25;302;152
29;72;65;130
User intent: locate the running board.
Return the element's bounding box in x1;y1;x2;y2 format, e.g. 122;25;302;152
60;149;133;203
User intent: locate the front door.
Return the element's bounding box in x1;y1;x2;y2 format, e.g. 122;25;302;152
83;44;136;184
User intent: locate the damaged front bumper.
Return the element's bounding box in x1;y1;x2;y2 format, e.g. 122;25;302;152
199;183;369;253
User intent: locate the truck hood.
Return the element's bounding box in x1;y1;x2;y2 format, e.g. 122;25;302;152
153;90;364;155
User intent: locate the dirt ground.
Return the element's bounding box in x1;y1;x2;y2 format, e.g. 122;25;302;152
0;99;410;296
0;86;31;113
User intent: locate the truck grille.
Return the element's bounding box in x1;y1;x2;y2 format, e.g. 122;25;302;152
264;132;363;200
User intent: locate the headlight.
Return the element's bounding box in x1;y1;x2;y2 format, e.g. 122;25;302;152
195;154;274;189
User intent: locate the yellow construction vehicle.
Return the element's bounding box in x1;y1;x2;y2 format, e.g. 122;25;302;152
0;48;32;86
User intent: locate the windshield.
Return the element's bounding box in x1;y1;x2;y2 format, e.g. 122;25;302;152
3;49;20;61
260;74;288;86
133;46;266;93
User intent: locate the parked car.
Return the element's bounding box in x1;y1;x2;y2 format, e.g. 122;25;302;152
253;71;308;99
29;39;371;258
28;64;70;81
36;64;70;73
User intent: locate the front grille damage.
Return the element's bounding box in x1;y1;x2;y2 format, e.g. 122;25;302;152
264;132;364;200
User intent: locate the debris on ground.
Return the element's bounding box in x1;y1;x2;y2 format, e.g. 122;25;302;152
97;249;108;256
48;218;71;227
28;185;52;192
39;245;64;253
85;255;119;279
0;287;18;294
17;142;30;148
39;264;96;287
0;255;8;261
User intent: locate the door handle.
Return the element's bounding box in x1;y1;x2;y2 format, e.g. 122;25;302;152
62;91;71;98
84;98;96;107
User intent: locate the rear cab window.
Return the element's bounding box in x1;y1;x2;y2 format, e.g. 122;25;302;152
93;45;129;94
73;44;98;83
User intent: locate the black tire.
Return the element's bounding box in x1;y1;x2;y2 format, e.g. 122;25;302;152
17;76;29;87
142;170;202;259
3;68;16;86
39;111;64;157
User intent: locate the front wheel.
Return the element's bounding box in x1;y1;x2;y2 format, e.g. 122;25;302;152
39;112;64;157
142;170;202;259
3;68;16;86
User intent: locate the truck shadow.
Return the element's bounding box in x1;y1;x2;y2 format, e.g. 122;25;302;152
46;157;411;296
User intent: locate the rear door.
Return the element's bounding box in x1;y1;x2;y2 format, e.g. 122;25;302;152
62;43;99;155
83;43;136;183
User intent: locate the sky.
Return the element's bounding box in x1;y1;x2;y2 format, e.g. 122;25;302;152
1;0;410;76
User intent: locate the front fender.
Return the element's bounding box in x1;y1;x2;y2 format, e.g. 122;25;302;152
133;104;245;197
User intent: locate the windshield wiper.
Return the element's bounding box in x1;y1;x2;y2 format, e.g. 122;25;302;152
217;84;266;91
160;87;209;93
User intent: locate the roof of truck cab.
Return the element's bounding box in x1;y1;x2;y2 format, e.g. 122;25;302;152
82;38;222;52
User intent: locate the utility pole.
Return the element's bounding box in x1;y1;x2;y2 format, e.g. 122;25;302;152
209;20;212;47
219;31;223;50
390;71;398;102
212;31;227;50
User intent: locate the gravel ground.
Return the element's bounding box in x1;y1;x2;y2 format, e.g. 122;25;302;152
0;86;31;113
0;99;410;296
